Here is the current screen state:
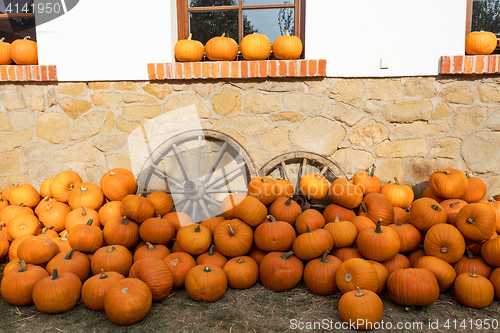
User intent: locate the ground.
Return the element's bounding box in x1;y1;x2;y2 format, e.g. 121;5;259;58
0;257;499;333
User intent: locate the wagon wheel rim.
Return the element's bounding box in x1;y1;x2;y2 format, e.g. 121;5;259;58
258;151;347;211
136;130;257;223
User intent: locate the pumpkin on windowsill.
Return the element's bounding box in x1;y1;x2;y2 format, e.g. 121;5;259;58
273;30;303;60
0;37;12;65
205;33;238;61
465;30;497;55
174;33;205;62
11;36;38;65
240;33;271;60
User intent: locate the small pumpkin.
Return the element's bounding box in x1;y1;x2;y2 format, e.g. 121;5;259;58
98;201;123;227
17;235;60;265
162;211;194;232
91;245;133;277
456;203;496;242
424;223;465;264
323;203;356;222
332;244;365;262
292;225;333;261
100;168;137;202
253;215;296;252
272;30;303;60
465;30;498;55
103;216;140;250
11;36;37;65
247;176;277;205
366;260;389;295
104;278;152;325
200;216;226;235
68;218;103;254
274;178;294;197
387;219;422;253
247;245;267;266
196;244;227;268
213;219;253;257
440;199;468;226
223;256;259;289
454;268;494;308
259;251;303;292
129;258;174;302
81;269;125;311
146;191;174;216
328;178;363;209
0;37;12;65
133;242;171;263
65;206;100;233
221;193;247;220
163;252;196;288
8;184;40;208
267;196;301;225
38;201;72;232
409;197;447;232
121;194;156;224
338;287;384;330
414;256;456;292
205;33;238;61
295;209;325;235
139;215;175;245
335;258;379;294
176;223;212;256
233;195;267;227
357;219;400;262
0;260;49;306
49;170;82;203
32;269;82;313
240;33;271;60
185;264;227;302
323;214;358;249
358;193;394;226
303;250;342;296
174;33;205;62
461;172;487;203
453;250;492;279
387;268;439;306
381;253;411;275
299;174;329;200
39;178;53;198
45;248;91;283
380;177;414;208
352;166;381;196
429;168;469;200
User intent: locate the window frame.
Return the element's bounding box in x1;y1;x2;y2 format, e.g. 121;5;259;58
466;0;500;37
176;0;305;58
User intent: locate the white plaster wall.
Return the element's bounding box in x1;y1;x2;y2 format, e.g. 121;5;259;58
305;0;467;77
36;0;177;81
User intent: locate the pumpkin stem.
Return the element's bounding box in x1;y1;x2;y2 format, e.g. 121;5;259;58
19;260;27;273
86;218;94;226
109;171;115;176
466;217;475;224
489;197;496;203
396;219;402;226
64;248;75;260
169;258;179;266
436;170;451;175
334;214;340;223
440;246;448;254
60;231;69;241
360;201;368;213
369;166;376;177
204;266;211;273
221;33;226;37
344;273;352;282
51;268;59;280
321;250;330;263
146;242;155;250
466;250;475;260
259;177;267;184
449;201;461;209
285;196;292;206
99;269;108;279
122;216;129;225
24;36;31;40
121;288;129;294
68;184;74;191
41;225;53;234
470;267;477;278
0;37;4;42
188;33;192;40
228;224;237;236
355;287;364;297
80;187;88;192
18;203;24;207
375;219;383;233
194;224;201;232
394;177;400;185
305;224;310;233
208;244;215;256
107;245;118;253
281;251;294;260
81;206;87;216
431;205;442;211
267;215;277;222
237;257;244;263
285;30;290;36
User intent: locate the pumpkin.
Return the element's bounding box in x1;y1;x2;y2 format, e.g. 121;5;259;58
408;247;426;267
328;178;363;209
299;174;329;200
240;33;271;60
103;216;140;250
259;251;303;292
323;203;356;222
200;216;226;235
454;268;494;308
422;186;444;202
0;232;8;259
17;235;60;265
274;178;294;197
221;193;247;220
387;268;439;306
456;203;496;242
67;183;104;211
176;223;212;256
490;267;500;299
196;244;227;268
429;168;469;199
7;213;39;239
129;258;174;302
461;172;487;203
465;30;498;55
98;201;123;227
11;36;38;65
393;206;411;224
213;219;253;257
8;184;40;208
387;219;422;253
366;260;389;295
38;201;72;232
478;197;500;232
133;242;171;263
45;248;91;283
0;260;49;306
0;193;8;212
440;199;468;226
0;221;12;242
480;236;500;267
162;211;194;232
357;219;400;262
380;177;414;208
248;176;277;205
454;250;492;279
174;33;204;62
352;166;381;196
233;195;267;227
303;250;342;296
121;194;155;224
100;168;137;201
338;288;384;330
424;223;465;264
146;191;174;216
39;178;53;198
163;252;196;288
295;209;325;235
414;256;456;292
185;264;227;302
49;170;82;203
8;234;31;261
223;256;259;289
81;269;125;311
332;245;365;262
247;245;267;266
0;37;11;65
139;215;175;245
292;225;333;261
381;253;411;275
205;33;238;61
350;216;375;233
253;215;295;252
323;214;358;249
68;219;103;253
65;206;100;233
358;193;394;226
272;30;303;60
335;258;379;294
91;245;133;277
32;269;82;313
104;278;152;325
52;231;72;253
409;197;447;232
267;196;301;225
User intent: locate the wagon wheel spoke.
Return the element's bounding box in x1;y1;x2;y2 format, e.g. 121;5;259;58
295;158;308;195
172;143;191;182
319;166;328;177
165;190;186;195
208;168;244;190
205;161;246;189
150;164;184;187
198;199;212;219
203;195;222;207
206;189;247;194
202;142;228;184
191;201;198;222
175;196;188;206
280;161;290;181
181;200;193;214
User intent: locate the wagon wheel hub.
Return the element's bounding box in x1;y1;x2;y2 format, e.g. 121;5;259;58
184;180;206;201
292;194;310;211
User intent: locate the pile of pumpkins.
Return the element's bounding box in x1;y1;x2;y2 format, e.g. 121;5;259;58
465;30;500;55
0;36;38;65
174;31;302;62
1;167;500;328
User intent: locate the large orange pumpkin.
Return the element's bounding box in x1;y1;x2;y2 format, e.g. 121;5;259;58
205;33;238;61
0;37;11;65
240;33;271;60
272;30;303;60
174;33;205;62
465;30;498;55
11;36;37;65
100;168;137;201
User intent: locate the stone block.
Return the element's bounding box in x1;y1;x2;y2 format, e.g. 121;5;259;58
104;112;115;133
461;131;500;173
430;137;461;158
439;85;476;105
0;113;14;131
113;82;138;90
91;92;123;110
211;88;241;115
367;79;403;102
283;93;325;113
0;85;26;111
453;106;487;135
404;78;437;98
123;93;157;104
260;126;291;152
218;128;246;146
11;112;35;130
58;83;88;96
116;117;149;136
123;105;162;119
92;134;128;152
381;101;433;123
59;97;92;119
36;113;70;144
53;140;98;163
377;159;405;184
329;79;366;104
394;122;450;136
0;150;20;174
485;111;500;131
143;83;171;99
243;92;281;114
325;101;366;126
24;85;45;112
331;148;375;178
305;78;333;95
348;120;390;147
270;112;303;123
433;102;454;120
291;117;346;155
21;142;52;166
164;94;211;119
88;82;111;90
374;139;428;158
0;130;33;152
478;83;500;103
226;116;269;136
106;154;133;171
69;111;105;140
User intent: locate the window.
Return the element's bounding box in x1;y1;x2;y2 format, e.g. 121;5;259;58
177;0;304;58
467;0;500;35
0;0;36;43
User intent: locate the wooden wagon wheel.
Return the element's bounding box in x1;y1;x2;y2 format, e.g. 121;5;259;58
258;151;347;211
136;130;257;223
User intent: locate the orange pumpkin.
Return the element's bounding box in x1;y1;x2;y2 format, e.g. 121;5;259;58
67;183;104;211
299;174;329;200
414;256;456;292
11;36;37;65
429;168;469;200
461;172;487;203
465;30;498;55
205;33;238;61
240;33;271;60
352;166;381;196
100;168;137;201
0;37;12;65
272;30;303;60
247;176;277;205
380;178;414;208
174;33;205;62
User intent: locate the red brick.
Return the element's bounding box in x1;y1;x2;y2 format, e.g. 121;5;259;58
299;60;308;76
184;62;192;79
288;60;297;77
175;63;183;79
231;61;239;78
40;66;48;81
240;61;249;78
259;61;267;77
48;65;57;80
147;63;155;80
464;56;474;73
157;63;165;80
202;62;211;78
0;66;7;80
278;60;287;77
24;65;31;80
318;59;327;76
452;56;463;73
308;60;318;76
249;61;258;78
165;63;174;79
211;62;220;78
31;66;40;81
8;66;16;80
487;55;498;73
475;56;485;74
16;66;24;81
440;56;451;74
192;62;201;78
221;61;230;78
268;61;277;77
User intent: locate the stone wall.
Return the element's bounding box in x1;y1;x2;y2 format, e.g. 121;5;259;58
1;76;500;198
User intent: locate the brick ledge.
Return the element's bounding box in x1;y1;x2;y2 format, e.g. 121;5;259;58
148;59;326;80
0;65;57;81
440;55;500;74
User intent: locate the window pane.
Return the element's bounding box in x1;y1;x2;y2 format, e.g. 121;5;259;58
243;8;294;43
190;10;239;45
242;0;294;5
189;0;238;8
472;0;500;34
0;17;36;43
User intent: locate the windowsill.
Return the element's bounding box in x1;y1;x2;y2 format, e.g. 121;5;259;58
147;59;326;80
440;55;500;74
0;65;57;81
